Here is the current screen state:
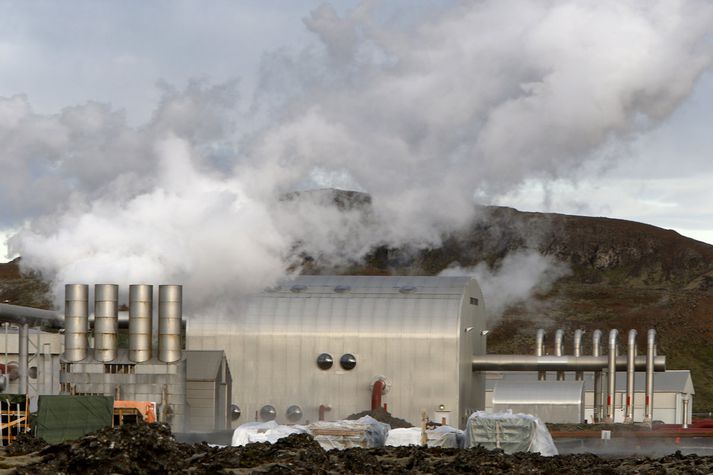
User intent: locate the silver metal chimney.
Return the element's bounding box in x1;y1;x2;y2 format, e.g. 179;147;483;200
555;329;565;381
129;284;153;363
94;284;119;362
592;329;603;423
535;329;546;381
644;329;656;424
158;285;182;363
64;284;89;362
573;329;584;381
606;329;619;423
624;329;637;423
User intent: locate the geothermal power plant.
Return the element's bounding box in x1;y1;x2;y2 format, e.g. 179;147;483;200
0;274;693;442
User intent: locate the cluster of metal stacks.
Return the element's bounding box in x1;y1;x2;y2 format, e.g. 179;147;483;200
63;284;182;364
472;328;665;425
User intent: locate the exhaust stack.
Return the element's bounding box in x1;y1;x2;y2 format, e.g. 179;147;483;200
592;329;603;423
129;285;153;363
64;284;89;362
555;329;565;381
607;329;618;423
573;329;584;381
644;329;656;424
535;329;546;381
158;285;182;363
94;284;119;362
625;329;637;423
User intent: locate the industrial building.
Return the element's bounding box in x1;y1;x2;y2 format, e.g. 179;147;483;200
485;370;694;424
187;275;488;428
0;275;677;434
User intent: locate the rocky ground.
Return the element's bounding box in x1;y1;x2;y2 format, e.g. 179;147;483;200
1;423;713;474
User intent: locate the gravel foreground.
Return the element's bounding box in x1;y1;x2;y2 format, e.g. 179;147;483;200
2;423;713;474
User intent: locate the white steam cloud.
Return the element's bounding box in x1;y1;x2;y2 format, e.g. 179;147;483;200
3;1;713;310
439;251;571;321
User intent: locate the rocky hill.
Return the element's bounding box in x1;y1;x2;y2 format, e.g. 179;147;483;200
3;196;713;409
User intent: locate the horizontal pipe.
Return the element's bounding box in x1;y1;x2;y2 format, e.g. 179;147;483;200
0;303;62;329
471;354;665;372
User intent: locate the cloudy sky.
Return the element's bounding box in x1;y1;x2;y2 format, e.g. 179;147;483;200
1;0;713;306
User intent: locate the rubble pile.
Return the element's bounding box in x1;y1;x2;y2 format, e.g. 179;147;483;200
6;432;49;456
7;423;713;474
346;407;413;429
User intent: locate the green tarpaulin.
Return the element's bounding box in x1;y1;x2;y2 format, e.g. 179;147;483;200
35;395;114;444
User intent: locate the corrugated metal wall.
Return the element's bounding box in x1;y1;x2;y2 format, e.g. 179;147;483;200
187;275;486;428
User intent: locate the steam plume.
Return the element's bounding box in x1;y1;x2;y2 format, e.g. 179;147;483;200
4;1;712;311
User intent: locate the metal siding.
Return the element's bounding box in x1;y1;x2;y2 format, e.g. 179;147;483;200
187;276;484;428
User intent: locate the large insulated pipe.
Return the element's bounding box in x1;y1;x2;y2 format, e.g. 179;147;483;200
555;329;565;381
573;329;584;381
644;329;656;424
129;284;153;363
625;329;638;423
0;303;62;329
535;329;546;381
592;329;603;423
18;323;28;395
94;284;119;362
64;284;89;362
158;285;182;363
471;354;665;371
607;329;619;423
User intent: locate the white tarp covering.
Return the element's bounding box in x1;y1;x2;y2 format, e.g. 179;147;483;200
308;416;390;450
464;411;558;456
231;421;310;446
385;426;462;448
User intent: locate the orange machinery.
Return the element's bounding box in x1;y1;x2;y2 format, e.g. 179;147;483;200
113;400;157;426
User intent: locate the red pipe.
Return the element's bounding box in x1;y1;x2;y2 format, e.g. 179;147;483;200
371;380;385;411
319;404;329;421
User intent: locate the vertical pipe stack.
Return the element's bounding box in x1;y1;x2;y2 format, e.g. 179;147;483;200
64;284;89;362
644;329;656;424
555;329;565;381
535;329;546;381
625;329;637;423
18;324;28;395
573;329;584;381
94;284;119;362
129;285;153;363
607;329;619;423
592;329;603;423
158;285;182;363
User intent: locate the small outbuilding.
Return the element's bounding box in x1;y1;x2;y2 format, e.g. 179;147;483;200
492;381;585;424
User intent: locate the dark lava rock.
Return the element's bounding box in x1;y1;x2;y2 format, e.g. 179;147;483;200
12;421;713;474
346;407;414;429
6;432;49;456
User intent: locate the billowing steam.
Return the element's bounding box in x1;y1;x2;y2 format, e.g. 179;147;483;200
4;1;713;311
439;251;571;321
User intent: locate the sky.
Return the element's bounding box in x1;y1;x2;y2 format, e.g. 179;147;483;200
1;0;713;310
